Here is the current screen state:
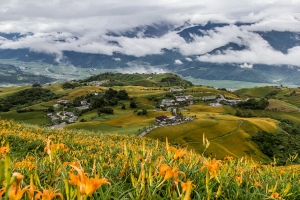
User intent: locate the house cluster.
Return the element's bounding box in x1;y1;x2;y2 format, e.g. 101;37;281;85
47;111;78;124
47;99;83;124
204;94;241;106
160;95;194;108
169;88;184;92
92;80;108;86
155;115;183;125
57;99;70;104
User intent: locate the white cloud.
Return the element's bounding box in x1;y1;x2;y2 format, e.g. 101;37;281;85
175;59;183;64
0;0;300;66
113;57;121;61
197;26;300;66
186;57;193;61
117;62;167;74
240;63;253;68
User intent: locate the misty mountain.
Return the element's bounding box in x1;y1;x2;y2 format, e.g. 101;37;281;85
0;21;300;86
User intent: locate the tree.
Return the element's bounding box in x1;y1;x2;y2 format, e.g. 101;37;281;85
236;98;269;110
47;106;54;112
104;88;118;99
117;90;129;100
137;109;147;116
165;92;174;98
32;82;41;87
235;109;255;117
73;96;85;106
90;97;107;109
62;82;76;89
130;101;137;108
108;98;119;106
98;107;114;114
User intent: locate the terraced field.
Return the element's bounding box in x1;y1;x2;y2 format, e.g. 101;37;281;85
146;112;278;161
1;79;300;163
266;99;299;112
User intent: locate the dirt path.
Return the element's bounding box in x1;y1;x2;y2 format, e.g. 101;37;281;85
138;119;195;137
209;120;244;142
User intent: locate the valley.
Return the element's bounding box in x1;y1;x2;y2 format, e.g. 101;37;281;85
1;73;300;165
2;58;299;89
1;1;300;199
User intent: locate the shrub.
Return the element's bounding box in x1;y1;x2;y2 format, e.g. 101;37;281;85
236;98;269;110
130;101;137;108
137;109;147;116
235;109;255;117
98;107;114;114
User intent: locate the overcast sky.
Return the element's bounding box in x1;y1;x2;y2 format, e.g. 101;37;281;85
0;0;300;66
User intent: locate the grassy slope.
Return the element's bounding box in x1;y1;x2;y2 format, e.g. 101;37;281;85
84;73;193;87
0;85;31;98
234;86;280;98
266;99;299;112
1;78;300;163
146;108;277;161
1;120;299;199
0;110;50;125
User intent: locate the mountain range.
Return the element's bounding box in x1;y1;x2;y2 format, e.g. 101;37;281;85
1;22;300;86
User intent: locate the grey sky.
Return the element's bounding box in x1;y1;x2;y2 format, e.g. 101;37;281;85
0;0;300;65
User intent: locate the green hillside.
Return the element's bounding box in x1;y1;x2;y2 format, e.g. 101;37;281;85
0;120;299;199
1;74;300;166
83;72;193;87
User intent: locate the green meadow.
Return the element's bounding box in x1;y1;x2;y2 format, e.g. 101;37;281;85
0;75;300;164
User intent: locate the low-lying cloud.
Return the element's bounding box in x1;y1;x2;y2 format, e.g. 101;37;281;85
0;0;300;66
113;57;121;61
175;60;183;65
240;63;253;69
117;62;168;74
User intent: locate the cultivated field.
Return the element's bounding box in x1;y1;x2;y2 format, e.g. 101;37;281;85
0;81;299;164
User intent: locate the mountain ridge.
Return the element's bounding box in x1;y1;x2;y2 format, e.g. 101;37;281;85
0;21;300;86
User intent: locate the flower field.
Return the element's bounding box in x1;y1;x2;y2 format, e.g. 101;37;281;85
0;119;299;199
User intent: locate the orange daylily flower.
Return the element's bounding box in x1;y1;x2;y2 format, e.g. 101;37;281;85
235;176;243;185
44;143;69;154
181;180;194;200
224;156;234;161
7;185;29;200
27;174;37;199
44;138;69;162
34;188;64;200
0;172;29;200
14;160;35;171
68;165;110;197
168;147;187;160
253;179;263;190
159;164;181;181
0;146;8;155
45;138;51;155
200;158;222;179
157;164;186;188
270;192;281;199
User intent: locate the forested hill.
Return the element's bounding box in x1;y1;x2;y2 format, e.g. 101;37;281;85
82;72;193;87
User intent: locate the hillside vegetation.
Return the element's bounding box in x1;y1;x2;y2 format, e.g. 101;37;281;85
0;87;62;112
83;72;193;87
1;75;300;168
0;120;299;199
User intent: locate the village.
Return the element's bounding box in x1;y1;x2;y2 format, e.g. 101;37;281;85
47;99;90;126
153;88;241;126
46;85;241;128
